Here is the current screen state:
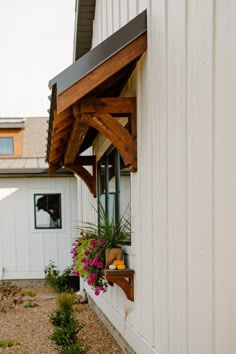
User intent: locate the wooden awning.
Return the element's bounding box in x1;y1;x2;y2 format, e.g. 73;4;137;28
47;10;147;197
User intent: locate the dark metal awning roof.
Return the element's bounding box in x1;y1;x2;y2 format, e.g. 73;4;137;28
47;10;147;185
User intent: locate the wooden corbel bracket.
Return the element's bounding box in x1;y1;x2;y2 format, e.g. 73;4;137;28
74;97;137;172
81;113;137;172
64;156;96;197
103;269;134;301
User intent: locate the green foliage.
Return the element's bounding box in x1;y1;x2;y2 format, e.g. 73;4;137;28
44;261;71;293
21;290;36;297
59;343;89;354
0;340;18;347
50;292;84;350
56;292;76;312
50;317;82;346
75;239;92;278
79;203;131;249
24;303;39;308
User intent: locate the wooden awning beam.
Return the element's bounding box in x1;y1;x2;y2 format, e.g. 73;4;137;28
56;33;147;114
64;113;90;165
70;97;137;172
64;155;96;197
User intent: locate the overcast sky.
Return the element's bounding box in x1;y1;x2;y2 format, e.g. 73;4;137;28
0;0;75;117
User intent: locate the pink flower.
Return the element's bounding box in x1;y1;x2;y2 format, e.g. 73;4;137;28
97;262;103;269
87;280;92;286
93;255;99;266
84;249;90;256
89;260;94;266
83;265;88;271
94;290;100;296
90;240;96;248
89;272;97;280
99;239;105;245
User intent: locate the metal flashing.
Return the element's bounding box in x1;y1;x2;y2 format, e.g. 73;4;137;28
49;10;147;96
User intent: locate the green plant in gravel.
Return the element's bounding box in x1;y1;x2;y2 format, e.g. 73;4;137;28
59;343;89;354
44;261;71;293
50;292;87;351
56;292;76;311
0;340;19;347
21;290;36;297
24;303;39;308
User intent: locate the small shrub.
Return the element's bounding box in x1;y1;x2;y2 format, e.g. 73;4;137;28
50;318;82;346
56;292;76;311
24;303;39;308
50;293;84;351
44;261;71;293
21;290;36;297
59;343;89;354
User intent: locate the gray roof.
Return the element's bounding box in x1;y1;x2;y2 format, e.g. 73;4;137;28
0;117;25;128
0;157;73;176
0;117;73;176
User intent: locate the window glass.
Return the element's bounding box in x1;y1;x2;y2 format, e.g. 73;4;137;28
120;161;131;221
0;137;14;155
34;194;62;229
97;149;131;243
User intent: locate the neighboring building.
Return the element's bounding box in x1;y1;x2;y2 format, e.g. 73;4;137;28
0;117;78;280
47;1;236;354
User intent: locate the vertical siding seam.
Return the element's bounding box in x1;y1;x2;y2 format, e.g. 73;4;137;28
148;2;156;348
118;0;121;28
106;0;109;38
185;0;189;353
212;0;216;352
111;0;114;33
165;0;170;352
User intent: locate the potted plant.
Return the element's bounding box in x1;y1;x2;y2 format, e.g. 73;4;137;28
71;204;131;296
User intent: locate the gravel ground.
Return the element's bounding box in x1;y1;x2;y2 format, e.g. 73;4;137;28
0;287;123;354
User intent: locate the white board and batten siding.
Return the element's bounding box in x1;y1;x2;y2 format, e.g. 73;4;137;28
77;1;236;353
0;177;78;280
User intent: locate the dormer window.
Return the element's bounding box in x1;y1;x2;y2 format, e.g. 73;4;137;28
0;137;14;155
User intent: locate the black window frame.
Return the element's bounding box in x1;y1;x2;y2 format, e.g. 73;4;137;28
34;193;62;230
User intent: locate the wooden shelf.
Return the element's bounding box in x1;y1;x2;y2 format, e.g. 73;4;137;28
103;269;134;301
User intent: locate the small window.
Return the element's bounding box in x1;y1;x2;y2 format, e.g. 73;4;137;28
0;137;14;155
34;194;62;229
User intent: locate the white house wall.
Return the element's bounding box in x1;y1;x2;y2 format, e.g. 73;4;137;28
79;1;236;354
0;177;78;280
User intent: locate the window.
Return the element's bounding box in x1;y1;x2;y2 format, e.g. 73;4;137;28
0;137;14;155
97;149;131;243
34;194;62;229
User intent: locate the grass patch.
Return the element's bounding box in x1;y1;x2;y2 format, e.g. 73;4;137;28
24;303;39;308
0;340;19;347
21;290;37;297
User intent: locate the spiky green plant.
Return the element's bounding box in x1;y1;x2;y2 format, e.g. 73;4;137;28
56;292;76;312
77;203;131;249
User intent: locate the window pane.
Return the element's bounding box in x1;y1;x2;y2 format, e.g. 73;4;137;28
0;137;14;154
120;159;131;219
97;150;131;244
34;194;62;229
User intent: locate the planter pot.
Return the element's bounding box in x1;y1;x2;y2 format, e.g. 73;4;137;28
67;275;80;291
105;248;122;268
